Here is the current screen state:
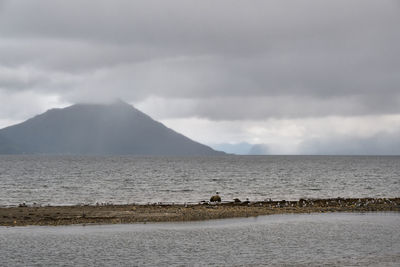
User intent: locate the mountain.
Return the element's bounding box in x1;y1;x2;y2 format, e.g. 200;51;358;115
0;133;21;154
0;100;224;156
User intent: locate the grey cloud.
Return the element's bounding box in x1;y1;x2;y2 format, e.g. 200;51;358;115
298;131;400;155
1;1;397;49
0;0;399;120
212;133;400;155
0;66;46;90
0;38;176;72
138;95;400;120
0;65;81;95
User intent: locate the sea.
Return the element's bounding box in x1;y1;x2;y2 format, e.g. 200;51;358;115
0;155;399;206
1;213;399;266
1;155;399;266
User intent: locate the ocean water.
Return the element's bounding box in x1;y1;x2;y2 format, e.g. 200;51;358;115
0;155;399;206
1;213;399;266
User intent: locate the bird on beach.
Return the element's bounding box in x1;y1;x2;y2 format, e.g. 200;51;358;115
210;192;221;202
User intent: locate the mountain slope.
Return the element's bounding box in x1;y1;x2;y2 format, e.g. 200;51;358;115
0;101;223;155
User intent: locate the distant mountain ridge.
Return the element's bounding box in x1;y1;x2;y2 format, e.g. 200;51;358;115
0;100;224;155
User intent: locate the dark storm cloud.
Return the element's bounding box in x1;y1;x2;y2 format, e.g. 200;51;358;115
0;0;400;119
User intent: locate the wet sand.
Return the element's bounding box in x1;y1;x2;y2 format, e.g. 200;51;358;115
1;197;399;226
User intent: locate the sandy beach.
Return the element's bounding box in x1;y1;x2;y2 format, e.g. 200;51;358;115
1;197;399;227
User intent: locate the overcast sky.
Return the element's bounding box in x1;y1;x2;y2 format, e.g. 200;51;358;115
0;0;399;154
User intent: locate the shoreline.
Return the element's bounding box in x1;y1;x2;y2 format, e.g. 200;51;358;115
1;197;399;227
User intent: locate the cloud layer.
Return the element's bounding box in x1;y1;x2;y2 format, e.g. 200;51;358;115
0;0;399;154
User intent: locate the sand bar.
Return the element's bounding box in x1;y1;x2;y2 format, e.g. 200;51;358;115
1;197;399;227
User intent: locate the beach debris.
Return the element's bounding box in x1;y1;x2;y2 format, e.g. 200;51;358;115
210;192;221;202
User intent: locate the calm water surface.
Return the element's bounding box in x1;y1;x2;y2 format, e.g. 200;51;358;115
0;213;399;266
0;155;399;206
